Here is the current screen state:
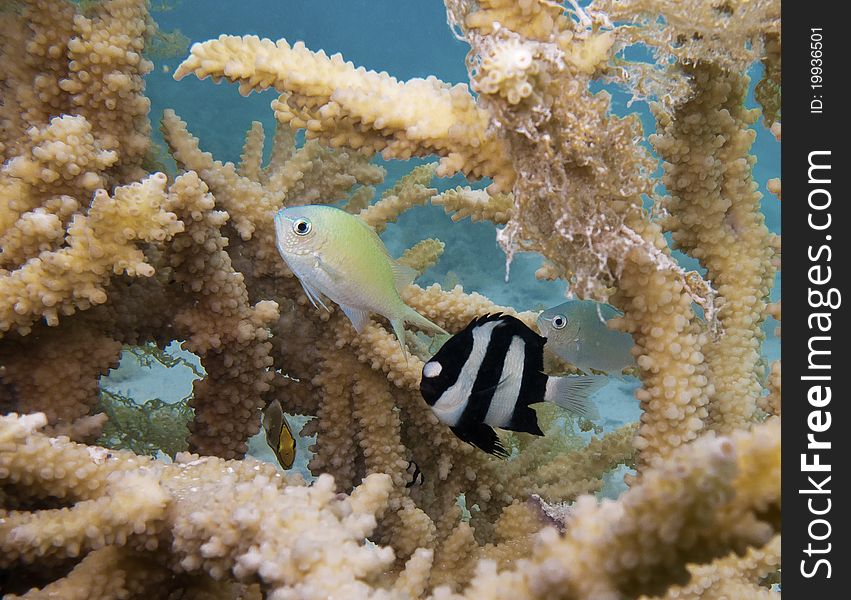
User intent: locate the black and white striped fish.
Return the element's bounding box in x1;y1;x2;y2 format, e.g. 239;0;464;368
419;314;606;458
405;460;425;487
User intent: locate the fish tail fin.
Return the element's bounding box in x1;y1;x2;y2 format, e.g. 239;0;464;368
391;308;446;362
544;375;606;420
403;306;447;336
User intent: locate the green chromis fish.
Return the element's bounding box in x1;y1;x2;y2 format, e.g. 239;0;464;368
536;300;635;375
262;399;296;469
274;205;446;349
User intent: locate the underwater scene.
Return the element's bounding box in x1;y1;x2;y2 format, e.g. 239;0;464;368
0;0;781;598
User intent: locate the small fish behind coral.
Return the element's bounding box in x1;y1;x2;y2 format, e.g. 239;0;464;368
537;300;635;375
419;314;607;457
262;399;296;469
405;460;425;487
274;205;446;351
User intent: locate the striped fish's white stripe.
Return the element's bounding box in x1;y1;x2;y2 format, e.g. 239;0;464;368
483;335;525;428
432;320;501;426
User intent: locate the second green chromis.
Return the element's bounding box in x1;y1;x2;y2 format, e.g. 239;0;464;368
274;205;446;350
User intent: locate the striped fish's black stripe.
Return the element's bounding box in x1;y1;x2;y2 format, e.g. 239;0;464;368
419;319;475;406
510;320;547;436
457;317;514;429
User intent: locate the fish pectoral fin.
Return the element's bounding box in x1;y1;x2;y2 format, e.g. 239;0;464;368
470;376;508;397
450;423;509;459
340;304;371;333
299;278;330;312
312;251;347;283
391;261;418;293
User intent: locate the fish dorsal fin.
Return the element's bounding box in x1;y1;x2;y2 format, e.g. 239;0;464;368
391;261;418;293
340;304;371;333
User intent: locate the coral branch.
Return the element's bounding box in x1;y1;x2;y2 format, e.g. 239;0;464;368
446;419;780;599
0;412;397;598
432;186;513;225
0;172;181;334
174;35;515;189
651;65;776;433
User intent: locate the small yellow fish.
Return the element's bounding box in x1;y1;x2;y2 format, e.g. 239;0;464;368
274;205;446;350
262;399;296;469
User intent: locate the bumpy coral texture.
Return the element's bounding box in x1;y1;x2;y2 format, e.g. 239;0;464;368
651;64;775;434
1;0;780;597
0;413;403;600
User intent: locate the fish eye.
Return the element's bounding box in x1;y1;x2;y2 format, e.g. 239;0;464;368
552;315;567;330
292;218;312;236
423;361;442;378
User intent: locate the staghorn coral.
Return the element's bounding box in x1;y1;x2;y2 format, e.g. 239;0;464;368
172;34;516;191
1;170;182;333
1;413;778;598
398;239;446;276
158;172;280;459
168;0;777;561
432;186;513;225
160;109;385;278
430;418;780;600
1;0;781;598
642;535;780;600
0;0;282;458
0;322;120;431
0;0;155;181
755;33;781;127
358;163;438;233
449;0;715;470
758;360;780;418
0;412;404;599
0;0;174;440
650;64;776;434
